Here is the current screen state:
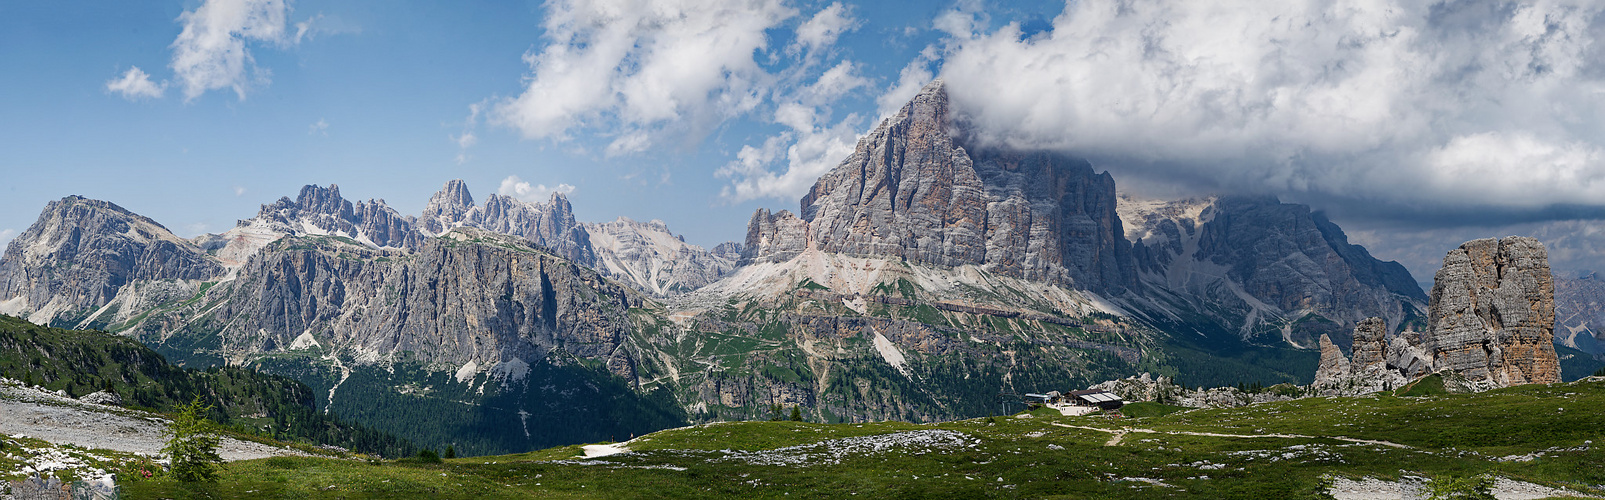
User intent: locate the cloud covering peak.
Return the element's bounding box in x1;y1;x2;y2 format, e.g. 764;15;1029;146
935;0;1605;220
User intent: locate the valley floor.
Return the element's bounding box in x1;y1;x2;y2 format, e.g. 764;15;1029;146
114;379;1605;499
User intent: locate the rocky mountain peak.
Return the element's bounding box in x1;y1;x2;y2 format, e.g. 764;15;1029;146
420;179;476;235
241;184;424;251
0;196;220;325
292;184;354;218
745;79;1137;294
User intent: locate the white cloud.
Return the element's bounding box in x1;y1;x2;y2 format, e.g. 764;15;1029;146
718;58;871;202
793;2;857;52
931;0;1605;214
233;185;247;196
451;131;477;164
877;45;937;118
718;113;862;202
498;175;576;203
309;118;329;136
106;67;165;100
491;0;797;147
169;0;295;101
0;229;15;250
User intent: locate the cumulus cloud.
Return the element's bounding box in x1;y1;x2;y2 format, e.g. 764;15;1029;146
498;175;576;203
793;2;857;52
718;60;869;202
877;45;937;118
309;118;329;136
106;67;165;100
169;0;297;101
931;0;1605;220
491;0;797;147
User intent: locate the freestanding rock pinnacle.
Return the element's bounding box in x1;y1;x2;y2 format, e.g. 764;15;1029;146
1424;237;1560;387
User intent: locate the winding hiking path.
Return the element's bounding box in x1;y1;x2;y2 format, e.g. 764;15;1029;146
1048;422;1413;449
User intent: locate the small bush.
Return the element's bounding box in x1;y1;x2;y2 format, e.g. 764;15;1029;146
1427;473;1495;500
444;446;456;459
417;449;441;463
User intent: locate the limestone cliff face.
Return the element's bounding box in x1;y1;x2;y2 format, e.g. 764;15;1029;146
0;196;221;324
154;228;641;379
1425;237;1560;387
741;80;1138;294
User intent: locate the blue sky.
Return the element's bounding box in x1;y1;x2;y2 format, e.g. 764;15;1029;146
5;0;1605;282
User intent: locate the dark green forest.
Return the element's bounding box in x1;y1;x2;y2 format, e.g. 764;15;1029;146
0;314;414;458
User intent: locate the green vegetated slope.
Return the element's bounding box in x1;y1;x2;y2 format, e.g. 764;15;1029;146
1557;343;1605;381
0;314;414;457
123;378;1605;499
631;278;1148;427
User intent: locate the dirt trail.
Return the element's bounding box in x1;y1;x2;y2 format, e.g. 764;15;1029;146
1047;422;1412;449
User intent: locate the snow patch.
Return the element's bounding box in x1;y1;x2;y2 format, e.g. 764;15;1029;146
582;443;630;458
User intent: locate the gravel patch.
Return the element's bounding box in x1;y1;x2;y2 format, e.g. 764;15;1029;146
0;379;305;461
1328;475;1601;500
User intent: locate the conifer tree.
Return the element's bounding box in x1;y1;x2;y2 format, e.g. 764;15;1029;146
164;397;224;482
790;406;802;422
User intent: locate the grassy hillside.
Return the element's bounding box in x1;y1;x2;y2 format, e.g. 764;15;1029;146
0;314;414;458
123;378;1605;499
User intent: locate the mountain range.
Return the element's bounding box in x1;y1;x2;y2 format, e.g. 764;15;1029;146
2;80;1598;456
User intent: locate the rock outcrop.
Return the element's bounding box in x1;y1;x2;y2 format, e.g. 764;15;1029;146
0;196;221;325
1349;317;1389;374
740;80;1138;294
1092;373;1297;408
1313;334;1351;385
1309;317;1410;396
1424;237;1560;388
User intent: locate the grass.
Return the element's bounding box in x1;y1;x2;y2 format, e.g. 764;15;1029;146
1396;373;1448;397
119;379;1605;499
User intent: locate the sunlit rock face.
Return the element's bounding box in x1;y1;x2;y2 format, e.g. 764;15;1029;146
0;196;221;325
742;80;1138;294
1425;237;1560;388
